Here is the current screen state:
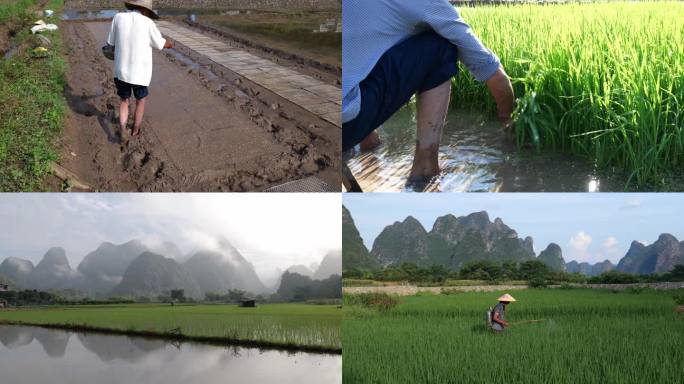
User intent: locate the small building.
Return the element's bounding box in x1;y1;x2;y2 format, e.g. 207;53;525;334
0;299;7;309
0;284;8;292
239;299;256;308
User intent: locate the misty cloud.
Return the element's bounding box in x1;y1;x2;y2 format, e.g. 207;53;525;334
0;194;341;285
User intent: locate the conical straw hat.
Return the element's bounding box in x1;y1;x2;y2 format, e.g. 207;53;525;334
125;0;159;19
498;293;516;302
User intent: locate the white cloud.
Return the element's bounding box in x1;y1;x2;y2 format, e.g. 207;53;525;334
0;194;341;284
602;236;618;249
568;231;593;262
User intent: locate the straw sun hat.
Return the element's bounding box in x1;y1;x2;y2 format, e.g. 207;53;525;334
498;293;517;302
125;0;159;19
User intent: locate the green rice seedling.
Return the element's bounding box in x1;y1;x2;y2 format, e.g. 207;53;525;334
452;2;684;188
344;289;684;383
0;303;341;351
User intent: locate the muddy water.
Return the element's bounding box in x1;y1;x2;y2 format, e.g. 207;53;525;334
0;325;341;384
345;107;628;192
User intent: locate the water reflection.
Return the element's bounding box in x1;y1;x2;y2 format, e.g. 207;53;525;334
346;107;627;192
0;326;341;384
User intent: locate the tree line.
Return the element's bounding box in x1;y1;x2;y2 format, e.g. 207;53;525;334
343;261;684;286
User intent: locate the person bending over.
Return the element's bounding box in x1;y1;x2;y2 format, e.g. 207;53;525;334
342;0;515;183
491;294;516;332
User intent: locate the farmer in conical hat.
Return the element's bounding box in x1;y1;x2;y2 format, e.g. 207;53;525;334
491;293;516;332
106;0;173;138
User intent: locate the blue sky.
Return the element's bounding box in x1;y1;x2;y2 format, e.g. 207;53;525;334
0;194;341;285
343;193;684;264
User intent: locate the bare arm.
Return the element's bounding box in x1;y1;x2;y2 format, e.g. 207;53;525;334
492;311;508;327
485;66;515;127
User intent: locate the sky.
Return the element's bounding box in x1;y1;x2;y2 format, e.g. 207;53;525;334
343;193;684;265
0;194;341;286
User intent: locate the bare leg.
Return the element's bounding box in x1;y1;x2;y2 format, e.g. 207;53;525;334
359;131;382;151
408;80;451;182
132;98;146;136
118;98;130;132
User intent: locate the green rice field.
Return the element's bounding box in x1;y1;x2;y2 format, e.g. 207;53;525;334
454;2;684;188
343;289;684;383
0;303;341;352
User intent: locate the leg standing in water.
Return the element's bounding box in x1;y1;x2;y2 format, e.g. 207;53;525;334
410;80;452;181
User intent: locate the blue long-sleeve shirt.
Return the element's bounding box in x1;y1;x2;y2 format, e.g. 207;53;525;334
342;0;501;123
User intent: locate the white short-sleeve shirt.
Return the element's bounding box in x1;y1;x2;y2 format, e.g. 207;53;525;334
107;10;166;87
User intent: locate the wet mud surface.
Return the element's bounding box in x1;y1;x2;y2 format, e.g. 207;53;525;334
56;21;339;191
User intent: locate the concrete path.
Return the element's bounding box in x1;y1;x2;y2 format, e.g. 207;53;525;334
156;21;342;127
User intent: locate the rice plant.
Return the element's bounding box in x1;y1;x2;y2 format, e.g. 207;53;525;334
453;2;684;188
343;289;684;383
0;303;341;351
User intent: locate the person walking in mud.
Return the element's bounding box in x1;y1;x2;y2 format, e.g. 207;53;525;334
490;293;516;332
342;0;515;185
106;0;173;138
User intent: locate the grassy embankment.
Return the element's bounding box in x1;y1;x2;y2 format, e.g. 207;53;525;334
455;2;684;189
0;0;66;191
344;288;684;383
0;303;342;353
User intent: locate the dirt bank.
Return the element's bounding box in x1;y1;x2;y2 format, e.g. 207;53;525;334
343;282;684;296
343;285;529;296
54;21;339;191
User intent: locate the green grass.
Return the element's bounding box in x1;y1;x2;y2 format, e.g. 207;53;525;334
344;289;684;383
0;0;34;23
0;0;66;191
454;2;684;188
0;303;341;352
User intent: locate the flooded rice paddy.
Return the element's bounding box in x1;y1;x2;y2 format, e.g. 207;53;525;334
345;107;628;192
62;9;341;67
0;325;341;384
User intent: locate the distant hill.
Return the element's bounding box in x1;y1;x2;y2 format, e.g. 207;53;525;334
276;271;341;301
538;243;566;272
0;257;34;287
369;211;536;270
77;240;149;294
287;265;314;277
313;250;342;280
111;252;201;299
342;205;378;270
566;260;615;276
184;247;267;295
29;247;80;290
616;234;683;274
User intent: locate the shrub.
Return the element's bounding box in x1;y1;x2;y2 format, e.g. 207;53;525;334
344;293;400;312
440;288;463;295
673;289;684;305
529;277;548;288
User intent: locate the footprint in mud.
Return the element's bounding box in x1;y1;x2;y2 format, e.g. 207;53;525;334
66;85;120;143
123;150;150;171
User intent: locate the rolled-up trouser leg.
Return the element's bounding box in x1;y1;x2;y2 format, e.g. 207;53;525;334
342;32;459;151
